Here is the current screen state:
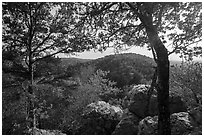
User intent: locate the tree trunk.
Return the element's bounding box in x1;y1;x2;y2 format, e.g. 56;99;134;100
146;27;171;134
156;50;170;135
127;3;171;133
27;60;36;129
146;67;157;116
27;12;37;128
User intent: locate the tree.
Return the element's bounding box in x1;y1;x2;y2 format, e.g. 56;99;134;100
70;2;202;134
2;2;94;131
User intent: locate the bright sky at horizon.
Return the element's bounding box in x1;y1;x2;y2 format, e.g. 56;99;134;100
57;46;202;61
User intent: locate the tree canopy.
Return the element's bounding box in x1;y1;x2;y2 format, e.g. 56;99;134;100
2;2;94;72
65;2;202;59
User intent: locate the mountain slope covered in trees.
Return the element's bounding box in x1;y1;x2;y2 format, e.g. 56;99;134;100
63;53;156;88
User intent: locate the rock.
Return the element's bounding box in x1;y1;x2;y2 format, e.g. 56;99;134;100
128;84;187;118
77;101;123;135
170;112;193;134
138;116;158;135
82;101;123;120
169;95;187;114
28;128;65;135
138;112;194;135
188;105;202;127
112;109;139;135
128;84;153;118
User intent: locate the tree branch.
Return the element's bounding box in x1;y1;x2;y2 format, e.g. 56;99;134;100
168;39;202;55
3;83;21;88
33;47;72;63
89;2;117;16
156;4;164;28
108;25;138;38
34;43;56;54
151;46;158;63
32;32;52;53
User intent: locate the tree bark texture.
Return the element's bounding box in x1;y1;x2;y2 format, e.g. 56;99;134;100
27;59;36;129
146;27;171;135
27;8;36;128
146;67;157;116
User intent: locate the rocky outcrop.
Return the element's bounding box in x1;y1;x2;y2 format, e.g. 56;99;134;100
128;84;187;118
82;101;123;120
27;128;65;135
76;101;123;135
112;109;139;135
138;111;201;135
128;85;154;118
138;116;158;134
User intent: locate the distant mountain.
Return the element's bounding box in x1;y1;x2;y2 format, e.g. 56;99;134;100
62;53;156;88
94;53;156;87
60;58;92;69
170;60;202;66
170;60;183;66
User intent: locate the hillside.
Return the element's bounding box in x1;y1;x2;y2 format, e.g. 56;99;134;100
3;53;201;135
170;60;202;66
62;53;156;88
60;58;92;69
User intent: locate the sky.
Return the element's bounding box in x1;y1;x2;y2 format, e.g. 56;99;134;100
58;46;202;61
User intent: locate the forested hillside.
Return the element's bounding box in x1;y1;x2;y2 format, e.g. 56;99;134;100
64;53;156;88
60;58;92;69
2;53;202;135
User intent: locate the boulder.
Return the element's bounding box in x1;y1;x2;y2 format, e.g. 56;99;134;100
138;112;195;135
138;116;158;135
170;112;194;134
188;105;202;127
169;95;187;114
128;84;153;118
112;109;139;135
27;128;65;135
82;101;123;120
77;101;123;135
128;84;187;118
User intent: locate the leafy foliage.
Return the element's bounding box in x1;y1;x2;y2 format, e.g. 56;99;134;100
59;69;121;134
170;61;202;109
2;2;91;62
2;86;27;135
68;2;202;57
